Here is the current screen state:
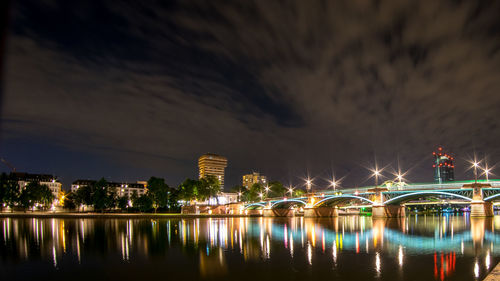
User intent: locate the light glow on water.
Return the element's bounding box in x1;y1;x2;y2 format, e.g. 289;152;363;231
0;215;499;281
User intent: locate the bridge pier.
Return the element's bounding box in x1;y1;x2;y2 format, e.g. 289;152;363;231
372;205;405;218
245;209;263;216
304;206;338;217
467;183;494;217
470;201;493;217
263;208;295;217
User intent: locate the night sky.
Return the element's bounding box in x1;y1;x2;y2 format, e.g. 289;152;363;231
1;0;500;190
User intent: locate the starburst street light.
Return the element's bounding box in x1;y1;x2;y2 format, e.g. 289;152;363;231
306;178;312;192
471;161;480;184
373;169;381;187
484;168;491;182
265;185;270;194
288;186;294;197
396;174;403;182
259;193;263;200
330;178;340;191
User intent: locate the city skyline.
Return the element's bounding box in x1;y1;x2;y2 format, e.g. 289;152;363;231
1;1;500;190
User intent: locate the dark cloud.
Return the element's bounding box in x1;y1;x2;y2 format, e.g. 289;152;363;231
1;0;500;189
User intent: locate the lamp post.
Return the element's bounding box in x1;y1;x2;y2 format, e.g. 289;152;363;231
484;168;490;182
374;170;381;187
288;186;294;197
306;178;312;193
331;179;337;191
473;162;479;184
396;174;403;185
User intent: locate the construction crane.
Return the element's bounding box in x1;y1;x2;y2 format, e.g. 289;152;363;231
0;158;16;172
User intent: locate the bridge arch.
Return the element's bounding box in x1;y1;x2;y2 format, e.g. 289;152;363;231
313;195;375;208
271;199;307;209
383;191;473;205
484;193;500;202
244;203;267;210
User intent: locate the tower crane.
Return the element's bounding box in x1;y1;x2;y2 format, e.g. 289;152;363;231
0;158;16;172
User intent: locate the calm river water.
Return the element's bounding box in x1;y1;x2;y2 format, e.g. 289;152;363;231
0;215;499;280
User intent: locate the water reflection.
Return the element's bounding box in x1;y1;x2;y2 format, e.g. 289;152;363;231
0;215;499;281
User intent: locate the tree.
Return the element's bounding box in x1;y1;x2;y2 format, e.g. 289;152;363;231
178;178;199;204
199;175;221;204
231;185;245;202
243;183;264;202
117;194;129;211
74;184;94;211
293;189;306;197
18;182;54;211
133;194;153;212
269;181;286;198
147;177;169;212
166;187;180;212
0;173;7;207
37;184;54;207
62;192;77;209
0;173;19;209
91;178;117;211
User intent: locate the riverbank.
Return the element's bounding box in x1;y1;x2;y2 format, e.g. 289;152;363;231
484;262;500;281
0;212;257;219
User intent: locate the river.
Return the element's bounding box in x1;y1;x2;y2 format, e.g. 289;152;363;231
1;214;499;280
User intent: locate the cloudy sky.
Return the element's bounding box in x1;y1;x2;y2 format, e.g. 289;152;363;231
1;0;500;190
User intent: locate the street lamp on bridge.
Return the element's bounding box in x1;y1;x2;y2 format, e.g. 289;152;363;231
288;186;294;197
306;178;312;192
331;179;338;191
473;161;480;184
373;170;381;187
484;168;491;182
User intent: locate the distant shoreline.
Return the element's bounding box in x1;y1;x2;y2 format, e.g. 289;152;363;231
0;212;257;219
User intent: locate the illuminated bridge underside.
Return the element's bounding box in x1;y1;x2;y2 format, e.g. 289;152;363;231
383;191;473;205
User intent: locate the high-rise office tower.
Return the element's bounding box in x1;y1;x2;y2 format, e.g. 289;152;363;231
198;153;228;188
433;147;454;183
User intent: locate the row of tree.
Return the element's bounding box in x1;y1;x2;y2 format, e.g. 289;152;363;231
0;172;305;212
63;175;225;211
231;182;305;202
0;173;55;210
63;177;179;213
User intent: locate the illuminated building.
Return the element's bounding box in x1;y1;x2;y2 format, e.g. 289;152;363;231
433;147;454;183
11;172;62;203
198;153;228;188
71;180;146;197
242;172;267;189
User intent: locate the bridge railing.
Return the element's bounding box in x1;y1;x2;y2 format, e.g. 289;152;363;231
317;181;500;195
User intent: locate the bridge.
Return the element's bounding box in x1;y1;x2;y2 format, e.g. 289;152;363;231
243;180;500;218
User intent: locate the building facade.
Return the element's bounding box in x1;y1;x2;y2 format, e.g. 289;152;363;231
433;147;455;183
71;180;147;197
203;192;239;205
198;153;228;188
11;172;62;204
242;172;267;189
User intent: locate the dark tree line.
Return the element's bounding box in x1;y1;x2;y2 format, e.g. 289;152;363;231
231;181;306;202
177;175;222;204
62;177;180;213
1;172;299;212
0;173;55;211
